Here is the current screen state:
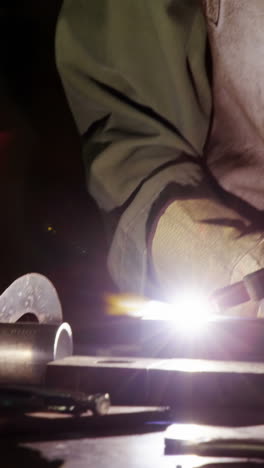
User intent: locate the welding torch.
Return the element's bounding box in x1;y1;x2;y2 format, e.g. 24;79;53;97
211;267;264;314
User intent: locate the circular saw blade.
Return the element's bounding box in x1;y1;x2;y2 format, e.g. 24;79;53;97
0;273;62;324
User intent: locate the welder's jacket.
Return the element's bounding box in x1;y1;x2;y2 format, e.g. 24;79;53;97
56;0;264;300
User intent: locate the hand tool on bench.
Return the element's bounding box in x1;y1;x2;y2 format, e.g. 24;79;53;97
0;385;110;416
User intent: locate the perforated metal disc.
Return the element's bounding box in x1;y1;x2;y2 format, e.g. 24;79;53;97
0;273;62;324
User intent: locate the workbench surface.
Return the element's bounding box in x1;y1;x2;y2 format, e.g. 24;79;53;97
2;406;264;468
3;432;263;468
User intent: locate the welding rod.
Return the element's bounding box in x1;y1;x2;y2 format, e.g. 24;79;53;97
212;268;264;310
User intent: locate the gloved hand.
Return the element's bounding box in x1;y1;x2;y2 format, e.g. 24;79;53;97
151;195;264;306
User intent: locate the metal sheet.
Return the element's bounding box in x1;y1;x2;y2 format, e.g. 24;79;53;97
46;356;264;407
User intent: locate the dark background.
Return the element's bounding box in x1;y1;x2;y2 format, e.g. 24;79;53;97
0;2;116;332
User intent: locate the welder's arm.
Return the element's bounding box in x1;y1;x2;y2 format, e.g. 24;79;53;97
55;0;264;299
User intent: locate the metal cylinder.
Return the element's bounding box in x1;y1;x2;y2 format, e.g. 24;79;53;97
0;322;73;385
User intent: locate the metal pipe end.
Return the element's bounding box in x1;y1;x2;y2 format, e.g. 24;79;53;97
53;322;73;361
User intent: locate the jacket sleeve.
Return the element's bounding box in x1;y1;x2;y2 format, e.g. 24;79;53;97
55;0;264;299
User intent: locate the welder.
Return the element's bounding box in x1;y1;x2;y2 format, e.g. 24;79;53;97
55;0;264;302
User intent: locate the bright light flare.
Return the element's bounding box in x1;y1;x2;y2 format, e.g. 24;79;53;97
106;292;215;334
140;292;215;333
165;423;205;442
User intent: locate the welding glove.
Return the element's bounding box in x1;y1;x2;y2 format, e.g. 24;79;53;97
151;191;264;303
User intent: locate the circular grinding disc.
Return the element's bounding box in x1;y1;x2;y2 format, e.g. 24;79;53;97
0;273;63;324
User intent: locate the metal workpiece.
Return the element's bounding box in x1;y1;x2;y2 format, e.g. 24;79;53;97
0;273;63;324
47;355;264;408
0;322;73;385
